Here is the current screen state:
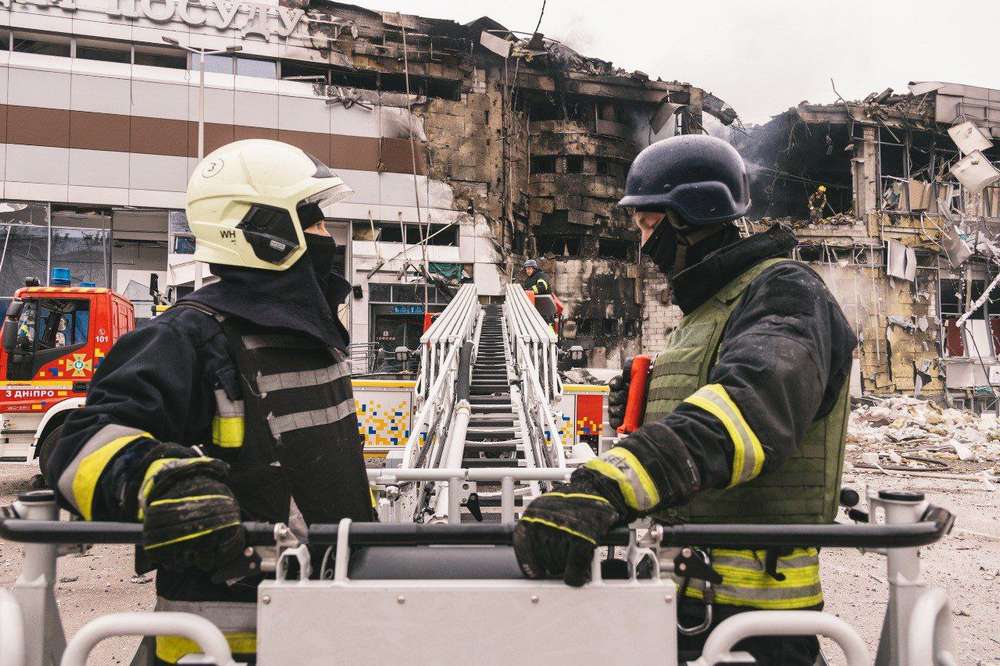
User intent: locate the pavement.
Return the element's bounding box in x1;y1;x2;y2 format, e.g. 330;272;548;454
2;463;998;664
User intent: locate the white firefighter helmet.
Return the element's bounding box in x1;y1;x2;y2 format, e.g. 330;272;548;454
185;140;353;271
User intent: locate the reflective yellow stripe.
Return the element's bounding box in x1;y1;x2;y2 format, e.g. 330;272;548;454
138;457;215;520
212;416;245;448
520;516;596;545
71;432;151;521
681;547;821;609
684;384;765;487
156;631;256;663
143;521;241;551
585;446;660;511
148;494;232;508
544;492;611;504
369;485;377;508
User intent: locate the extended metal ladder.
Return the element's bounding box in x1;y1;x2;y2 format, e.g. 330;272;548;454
464;305;523;470
383;284;566;524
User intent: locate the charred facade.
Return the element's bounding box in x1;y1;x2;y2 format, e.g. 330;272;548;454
737;82;1000;408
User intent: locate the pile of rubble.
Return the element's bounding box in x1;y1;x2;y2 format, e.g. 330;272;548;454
847;397;1000;475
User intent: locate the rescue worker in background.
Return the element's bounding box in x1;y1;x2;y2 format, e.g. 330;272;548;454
808;184;828;222
513;135;856;665
46;140;375;665
521;259;551;295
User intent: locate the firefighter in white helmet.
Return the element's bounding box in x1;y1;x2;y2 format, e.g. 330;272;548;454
47;140;375;665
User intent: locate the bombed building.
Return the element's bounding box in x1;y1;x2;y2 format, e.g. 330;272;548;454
0;0;736;365
736;82;1000;410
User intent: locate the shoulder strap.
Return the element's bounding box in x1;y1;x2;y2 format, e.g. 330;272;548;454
169;300;226;323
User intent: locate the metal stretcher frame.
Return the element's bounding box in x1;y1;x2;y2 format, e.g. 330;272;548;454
0;488;958;666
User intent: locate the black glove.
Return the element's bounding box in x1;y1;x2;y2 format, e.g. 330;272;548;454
607;360;631;430
138;454;244;573
513;471;625;586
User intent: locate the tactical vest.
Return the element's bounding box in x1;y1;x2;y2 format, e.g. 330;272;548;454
644;258;849;525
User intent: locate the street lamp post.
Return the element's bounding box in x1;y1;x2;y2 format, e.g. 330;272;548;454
161;37;242;159
161;38;241;291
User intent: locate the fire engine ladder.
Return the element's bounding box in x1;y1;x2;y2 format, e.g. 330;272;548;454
382;283;566;524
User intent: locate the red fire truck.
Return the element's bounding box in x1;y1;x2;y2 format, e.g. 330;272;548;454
0;284;134;473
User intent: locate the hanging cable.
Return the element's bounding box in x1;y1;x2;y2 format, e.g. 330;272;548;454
400;24;429;311
533;0;547;36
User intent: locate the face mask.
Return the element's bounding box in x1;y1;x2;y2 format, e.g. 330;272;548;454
304;233;337;283
641;219;680;277
642;218;733;277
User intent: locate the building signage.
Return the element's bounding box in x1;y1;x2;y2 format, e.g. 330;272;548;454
392;305;425;315
2;0;356;43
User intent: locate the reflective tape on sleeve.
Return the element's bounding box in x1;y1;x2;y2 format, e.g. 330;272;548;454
584;446;660;512
56;424;152;520
684;384;765;487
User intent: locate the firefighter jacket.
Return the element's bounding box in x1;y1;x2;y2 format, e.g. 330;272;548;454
597;224;857;610
522;270;552;295
46;291;373;663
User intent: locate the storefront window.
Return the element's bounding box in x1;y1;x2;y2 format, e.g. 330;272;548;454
0;222;48;298
12;31;70;57
50;227;110;288
199;54;234;75
237;56;278;79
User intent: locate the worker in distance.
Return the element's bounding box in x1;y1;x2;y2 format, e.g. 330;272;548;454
521;258;551;295
46;140;375;665
514;134;856;664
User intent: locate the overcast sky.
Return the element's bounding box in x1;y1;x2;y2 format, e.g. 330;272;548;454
375;0;1000;125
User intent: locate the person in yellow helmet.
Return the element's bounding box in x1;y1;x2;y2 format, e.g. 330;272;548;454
808;185;828;222
47;140;375;665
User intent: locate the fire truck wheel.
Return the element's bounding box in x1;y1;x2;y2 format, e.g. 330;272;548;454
36;424;63;483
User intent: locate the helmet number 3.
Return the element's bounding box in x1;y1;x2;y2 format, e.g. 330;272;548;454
202;158;225;178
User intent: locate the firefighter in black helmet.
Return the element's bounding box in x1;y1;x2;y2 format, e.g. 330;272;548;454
514;135;857;665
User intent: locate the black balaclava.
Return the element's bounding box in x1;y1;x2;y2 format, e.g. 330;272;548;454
304;232;338;289
641;214;739;278
183;211;351;349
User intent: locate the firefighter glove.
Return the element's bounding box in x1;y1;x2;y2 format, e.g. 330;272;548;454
138;455;244;573
513;470;625;587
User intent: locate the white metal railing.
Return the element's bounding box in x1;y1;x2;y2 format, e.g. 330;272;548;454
504;285;561;402
398;285;480;473
504;285;566;470
368;467;572;525
416;283;479;399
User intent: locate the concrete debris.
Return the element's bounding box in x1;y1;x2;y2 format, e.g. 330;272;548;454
848;397;1000;475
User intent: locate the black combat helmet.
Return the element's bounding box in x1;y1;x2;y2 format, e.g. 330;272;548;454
618;135;750;225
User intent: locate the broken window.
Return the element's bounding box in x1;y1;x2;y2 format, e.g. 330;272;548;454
596;159;609;176
536;234;581;256
940;277;993;358
566;156;584;174
531;156;557;174
352;222;458;246
598;237;633;260
281;60;329;83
